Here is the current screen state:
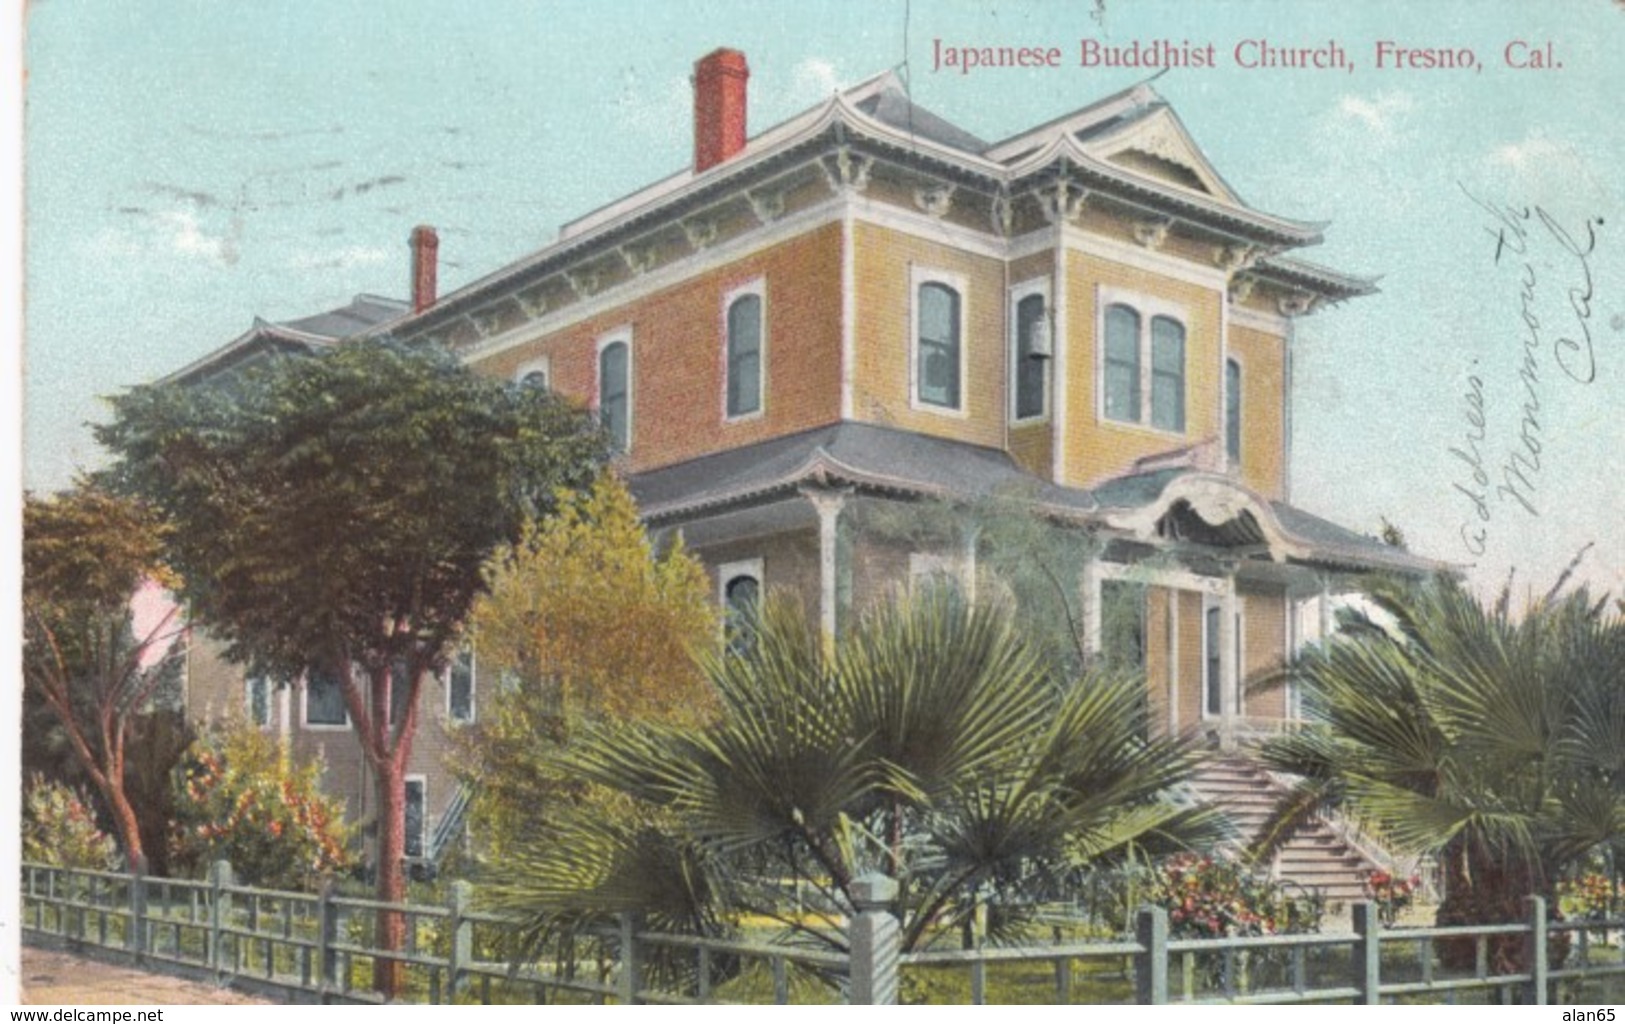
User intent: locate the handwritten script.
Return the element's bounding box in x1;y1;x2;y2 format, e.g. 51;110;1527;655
1450;183;1602;558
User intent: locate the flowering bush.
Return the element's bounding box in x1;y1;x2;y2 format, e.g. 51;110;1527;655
22;774;120;870
1148;854;1323;938
1559;873;1622;921
1363;869;1422;926
169;725;355;890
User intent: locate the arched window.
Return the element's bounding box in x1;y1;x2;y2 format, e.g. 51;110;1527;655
598;338;630;451
1012;290;1048;420
1103;304;1142;423
724;572;761;654
1226;358;1242;464
520;368;548;390
726;291;763;418
1150;316;1186;432
916;280;962;410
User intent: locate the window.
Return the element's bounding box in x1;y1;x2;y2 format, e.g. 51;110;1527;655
246;677;272;729
913;272;964;411
1204;605;1222;717
447;647;475;724
1226;357;1242;464
598;335;631;451
304;669;347;727
1100;294;1187;433
517;359;550;391
723;571;761;655
725;286;763;419
1011;285;1049;421
1103;305;1141;423
404;777;426;860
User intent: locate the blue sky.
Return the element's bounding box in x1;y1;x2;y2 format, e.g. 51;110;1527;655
20;0;1625;602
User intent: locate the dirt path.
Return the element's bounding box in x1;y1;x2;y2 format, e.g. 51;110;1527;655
19;947;273;1005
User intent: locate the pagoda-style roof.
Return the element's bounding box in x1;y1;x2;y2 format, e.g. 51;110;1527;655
163;294;406;386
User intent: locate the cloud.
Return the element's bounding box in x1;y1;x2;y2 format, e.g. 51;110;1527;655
82;209;241;267
791;57;844;100
157;210;240;265
1332;92;1414;136
1484;129;1607;203
288;245;390;271
612;69;690;141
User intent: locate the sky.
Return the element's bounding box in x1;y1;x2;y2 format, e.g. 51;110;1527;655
18;0;1625;604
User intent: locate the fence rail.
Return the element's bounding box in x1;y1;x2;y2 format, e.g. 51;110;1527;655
22;861;1625;1005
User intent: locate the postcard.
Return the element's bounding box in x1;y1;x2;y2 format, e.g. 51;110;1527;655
13;0;1625;1009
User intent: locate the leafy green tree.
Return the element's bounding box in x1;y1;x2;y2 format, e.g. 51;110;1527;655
1256;575;1625;972
170;725;355;890
458;475;719;861
23;484;185;868
96;338;608;992
488;587;1218;963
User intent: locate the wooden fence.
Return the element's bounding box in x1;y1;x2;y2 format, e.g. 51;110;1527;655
21;862;1625;1005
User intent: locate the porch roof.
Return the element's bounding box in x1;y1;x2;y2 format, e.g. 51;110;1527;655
627;424;1445;578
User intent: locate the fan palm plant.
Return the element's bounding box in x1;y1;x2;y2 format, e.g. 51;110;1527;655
486;585;1220;961
1254;575;1625;969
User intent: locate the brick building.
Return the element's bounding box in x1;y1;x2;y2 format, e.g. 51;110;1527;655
174;49;1439;888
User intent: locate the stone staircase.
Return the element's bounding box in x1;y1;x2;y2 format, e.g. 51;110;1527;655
1189;756;1382;905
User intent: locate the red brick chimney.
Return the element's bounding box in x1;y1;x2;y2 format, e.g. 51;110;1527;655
693;48;749;173
409;225;439;313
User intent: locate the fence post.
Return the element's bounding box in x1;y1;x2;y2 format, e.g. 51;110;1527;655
1352;901;1381;1005
617;911;644;1005
316;878;338;999
1526;895;1548;1005
448;880;473;1000
1135;905;1169;1004
849;873;900;1005
126;855;148;961
208;860;233;979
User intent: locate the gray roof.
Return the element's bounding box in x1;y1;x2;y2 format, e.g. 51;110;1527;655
631;424;1442;576
280;293;408;339
854;82;989;155
630;421;1093;521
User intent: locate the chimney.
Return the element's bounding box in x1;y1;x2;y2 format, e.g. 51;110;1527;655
409;225;439;313
693;48;749;173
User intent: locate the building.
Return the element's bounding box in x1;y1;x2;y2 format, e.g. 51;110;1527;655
174;49;1440;893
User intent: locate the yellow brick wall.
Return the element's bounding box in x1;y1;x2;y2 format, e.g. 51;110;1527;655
1176;589;1206;734
1241;584;1288;720
473;224;844;472
1062;253;1225;487
849;222;1006;448
1227;323;1287;499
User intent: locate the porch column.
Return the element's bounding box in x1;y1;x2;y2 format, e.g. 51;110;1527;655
1081;558;1102;659
1318;573;1333;644
800;485;850;649
958;523;980;604
1219;568;1239;751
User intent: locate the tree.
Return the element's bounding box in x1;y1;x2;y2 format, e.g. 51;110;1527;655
1255;575;1625;974
458;475;719;860
96;338;608;993
488;587;1219;968
22;484;186;868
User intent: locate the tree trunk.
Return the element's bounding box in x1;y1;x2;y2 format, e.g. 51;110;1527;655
373;759;407;997
99;772;146;869
1435;834;1567;978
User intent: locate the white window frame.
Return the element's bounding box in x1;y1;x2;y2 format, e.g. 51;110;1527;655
722;278;766;423
515;356;552;391
1096;286;1189;436
245;676;274;730
595;328;634;453
301;670;350;731
717;557;765;608
404;775;428;861
1201;595;1222;721
445;647;476;725
909;266;970;417
1199;593;1245;720
1008;278;1051;424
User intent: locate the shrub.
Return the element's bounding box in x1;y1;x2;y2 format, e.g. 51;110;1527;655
22;773;120;870
1363;868;1422;926
1147;854;1323;938
170;725;355;890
